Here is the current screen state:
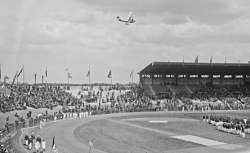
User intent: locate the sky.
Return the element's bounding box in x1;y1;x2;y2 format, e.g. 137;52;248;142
1;0;250;84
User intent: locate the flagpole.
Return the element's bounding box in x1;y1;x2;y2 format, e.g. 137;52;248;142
65;69;67;88
107;70;112;85
65;68;71;89
88;65;91;86
0;64;1;83
16;70;18;85
67;75;69;86
4;74;7;94
132;72;134;84
23;65;24;84
111;70;112;84
89;74;90;86
34;73;37;84
45;67;47;84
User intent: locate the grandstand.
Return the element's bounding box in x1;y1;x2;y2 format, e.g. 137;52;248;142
139;62;250;98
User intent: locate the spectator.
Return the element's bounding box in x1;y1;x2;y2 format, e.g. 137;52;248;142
35;140;40;153
41;138;46;152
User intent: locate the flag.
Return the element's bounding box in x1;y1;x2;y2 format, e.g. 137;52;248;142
67;72;72;79
52;136;56;150
42;75;44;83
86;70;90;77
12;73;17;85
34;73;37;84
195;56;199;63
17;67;24;77
45;68;48;77
130;71;133;78
210;56;213;64
107;70;112;78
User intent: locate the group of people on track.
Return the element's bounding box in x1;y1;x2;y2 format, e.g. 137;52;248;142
203;115;250;138
23;132;46;153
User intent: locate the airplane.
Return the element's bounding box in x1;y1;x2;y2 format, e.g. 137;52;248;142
117;12;136;25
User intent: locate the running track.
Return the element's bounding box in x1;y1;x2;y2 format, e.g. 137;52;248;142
19;111;250;153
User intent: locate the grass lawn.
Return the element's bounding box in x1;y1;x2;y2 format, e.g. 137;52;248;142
74;119;202;153
128;120;249;144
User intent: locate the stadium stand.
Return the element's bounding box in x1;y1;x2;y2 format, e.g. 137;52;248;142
139;62;250;110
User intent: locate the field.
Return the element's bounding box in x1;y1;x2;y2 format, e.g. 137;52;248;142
74;119;200;153
17;110;250;153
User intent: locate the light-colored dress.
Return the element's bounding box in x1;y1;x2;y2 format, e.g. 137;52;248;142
35;141;40;151
41;140;46;150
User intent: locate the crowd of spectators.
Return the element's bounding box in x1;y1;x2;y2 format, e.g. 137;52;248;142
184;85;250;110
1;83;250;152
0;84;79;113
1;83;250;118
203;115;250;138
148;84;250;111
5;83;249;115
71;85;168;114
0;140;15;153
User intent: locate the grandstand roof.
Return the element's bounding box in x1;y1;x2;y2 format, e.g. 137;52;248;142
139;62;250;75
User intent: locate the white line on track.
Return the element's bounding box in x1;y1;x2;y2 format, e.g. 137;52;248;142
108;119;176;136
171;135;227;146
148;120;168;123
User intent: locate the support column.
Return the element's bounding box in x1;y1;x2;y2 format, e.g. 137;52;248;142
151;74;154;85
175;74;178;85
210;74;213;85
243;74;246;85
